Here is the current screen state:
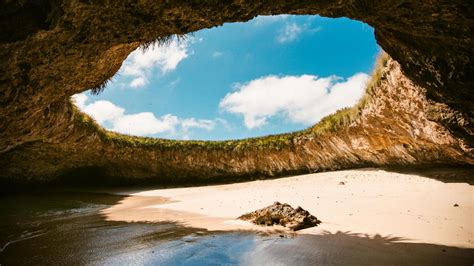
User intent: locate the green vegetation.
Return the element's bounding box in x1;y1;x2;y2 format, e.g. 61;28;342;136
71;53;390;151
308;51;389;135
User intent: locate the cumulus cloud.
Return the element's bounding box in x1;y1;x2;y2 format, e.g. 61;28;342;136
120;38;190;88
72;93;88;109
73;94;124;124
82;100;125;124
219;73;369;129
112;113;179;136
72;94;221;137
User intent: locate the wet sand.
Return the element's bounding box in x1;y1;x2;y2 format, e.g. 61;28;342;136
102;168;473;248
1;169;472;264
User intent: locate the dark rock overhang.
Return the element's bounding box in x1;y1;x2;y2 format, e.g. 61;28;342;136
0;1;472;186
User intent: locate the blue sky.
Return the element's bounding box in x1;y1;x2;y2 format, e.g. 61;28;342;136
73;15;379;140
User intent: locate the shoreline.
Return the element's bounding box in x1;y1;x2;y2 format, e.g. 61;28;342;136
101;168;473;248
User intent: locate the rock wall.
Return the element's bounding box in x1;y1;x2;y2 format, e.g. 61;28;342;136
0;1;472;185
1;58;471;185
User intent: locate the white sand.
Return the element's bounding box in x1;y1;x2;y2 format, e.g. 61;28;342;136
101;168;473;248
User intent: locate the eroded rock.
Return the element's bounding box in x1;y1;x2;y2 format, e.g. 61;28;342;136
0;1;472;186
239;202;321;231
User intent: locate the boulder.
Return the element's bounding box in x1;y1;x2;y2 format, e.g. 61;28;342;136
238;202;321;231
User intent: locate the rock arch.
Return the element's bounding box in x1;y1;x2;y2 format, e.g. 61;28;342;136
0;1;472;185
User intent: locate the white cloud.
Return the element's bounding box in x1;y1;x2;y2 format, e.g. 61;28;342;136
120;38;190;88
219;73;369;129
181;118;216;131
82;100;125;124
72;94;222;137
71;94;87;109
112;113;179;136
72;94;125;124
252;15;289;26
277;22;303;43
250;15;322;44
129;77;147;88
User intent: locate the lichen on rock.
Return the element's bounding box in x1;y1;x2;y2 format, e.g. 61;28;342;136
239;201;321;231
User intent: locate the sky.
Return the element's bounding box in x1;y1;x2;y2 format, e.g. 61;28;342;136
73;15;379;140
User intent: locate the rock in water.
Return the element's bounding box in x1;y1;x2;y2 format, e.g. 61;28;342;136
238;202;321;231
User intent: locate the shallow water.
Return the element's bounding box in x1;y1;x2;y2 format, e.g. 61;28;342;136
0;190;472;265
0;191;259;265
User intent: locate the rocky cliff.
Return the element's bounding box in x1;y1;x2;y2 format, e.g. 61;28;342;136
0;1;472;186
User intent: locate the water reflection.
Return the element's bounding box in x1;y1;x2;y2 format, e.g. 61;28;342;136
0;191;472;265
100;233;257;265
0;192;198;264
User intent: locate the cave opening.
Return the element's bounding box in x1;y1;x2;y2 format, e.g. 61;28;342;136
72;15;379;141
1;2;473;263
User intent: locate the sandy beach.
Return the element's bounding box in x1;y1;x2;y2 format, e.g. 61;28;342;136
102;168;473;248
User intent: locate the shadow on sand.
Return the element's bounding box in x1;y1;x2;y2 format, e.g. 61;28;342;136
382;165;474;184
0;191;472;265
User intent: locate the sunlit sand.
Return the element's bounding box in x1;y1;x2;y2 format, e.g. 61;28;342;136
102;168;473;248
